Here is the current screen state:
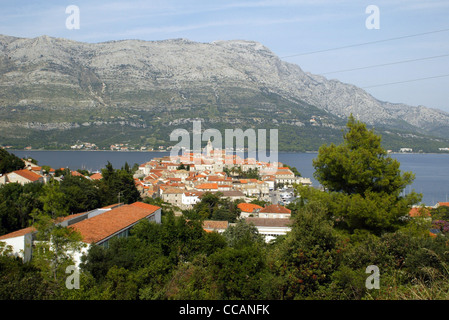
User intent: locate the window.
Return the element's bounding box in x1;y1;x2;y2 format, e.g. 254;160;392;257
99;241;109;249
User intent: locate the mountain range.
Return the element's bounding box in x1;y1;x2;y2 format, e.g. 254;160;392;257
0;34;448;152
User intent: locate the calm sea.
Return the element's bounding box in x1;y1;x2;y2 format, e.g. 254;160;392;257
9;150;449;206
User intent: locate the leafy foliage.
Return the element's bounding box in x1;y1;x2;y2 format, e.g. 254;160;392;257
310;115;421;234
98;162;141;206
2;117;449;300
0;149;25;174
270;202;342;298
182;192;241;222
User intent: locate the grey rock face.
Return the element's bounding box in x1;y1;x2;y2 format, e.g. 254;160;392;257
0;34;448;137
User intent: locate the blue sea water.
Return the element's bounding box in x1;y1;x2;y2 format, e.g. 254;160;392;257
9;150;449;206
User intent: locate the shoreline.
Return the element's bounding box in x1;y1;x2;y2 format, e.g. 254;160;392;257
7;149;170;152
6;149;449;155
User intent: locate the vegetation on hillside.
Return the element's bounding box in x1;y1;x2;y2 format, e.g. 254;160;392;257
0;148;25;174
1;118;449;300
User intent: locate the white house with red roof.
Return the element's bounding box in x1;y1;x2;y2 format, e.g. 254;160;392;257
258;204;291;219
245;217;292;242
0;202;161;266
182;191;203;209
0;168;46;185
237;203;263;218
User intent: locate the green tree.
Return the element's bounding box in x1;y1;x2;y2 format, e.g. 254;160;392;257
207;245;269;299
310;115;421;234
101;265;138;300
431;205;449;220
60;174;100;214
54;168;69;177
313;115;415;197
0;149;25;174
222;219;264;248
162;254;217;299
38;180;69;219
0;252;58;299
243;168;260;179
0;182;44;235
271;202;342;299
285;164;301;177
185;192;240;222
250;199;269;207
76;169;90;176
41;165;52;174
31;211;84;283
98;162;141;206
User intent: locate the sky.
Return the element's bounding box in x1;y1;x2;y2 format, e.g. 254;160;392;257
1;0;448;112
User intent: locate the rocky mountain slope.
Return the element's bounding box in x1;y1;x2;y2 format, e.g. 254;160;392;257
0;34;448;151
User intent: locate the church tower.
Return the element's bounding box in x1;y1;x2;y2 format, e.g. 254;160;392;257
205;138;213;157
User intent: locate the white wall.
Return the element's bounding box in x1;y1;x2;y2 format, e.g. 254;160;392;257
255;226;291;243
258;213;291;219
1;233;33;262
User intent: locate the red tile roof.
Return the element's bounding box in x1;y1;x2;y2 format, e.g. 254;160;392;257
409;207;431;217
130;201;161;211
70;203;160;244
89;172;103;180
196;183;218;190
162;187;185;194
438;202;449;207
237;203;263;213
207;176;224;181
260;204;291;214
0;226;36;240
184;191;204;197
203;220;229;231
0;211;94;240
11;169;42;182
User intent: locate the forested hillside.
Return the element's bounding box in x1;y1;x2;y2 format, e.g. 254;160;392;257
1;118;449;301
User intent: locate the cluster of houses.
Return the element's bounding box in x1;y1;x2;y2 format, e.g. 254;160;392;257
0;159;103;186
70;142;98;150
133;140;311;211
3;144;449;268
129;142;313;242
0;145;314;266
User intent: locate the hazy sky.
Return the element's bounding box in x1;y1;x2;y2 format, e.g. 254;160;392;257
1;0;448;112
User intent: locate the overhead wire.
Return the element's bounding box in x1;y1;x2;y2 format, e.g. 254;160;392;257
280;27;449;58
362;74;449;89
320;54;449;75
279;27;449;88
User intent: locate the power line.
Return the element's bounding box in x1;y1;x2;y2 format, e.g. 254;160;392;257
321;54;449;75
362;74;449;89
281;28;449;58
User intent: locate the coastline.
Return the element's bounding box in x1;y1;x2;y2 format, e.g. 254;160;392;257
7;149;449;155
7;149;170;153
5;149;449;206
